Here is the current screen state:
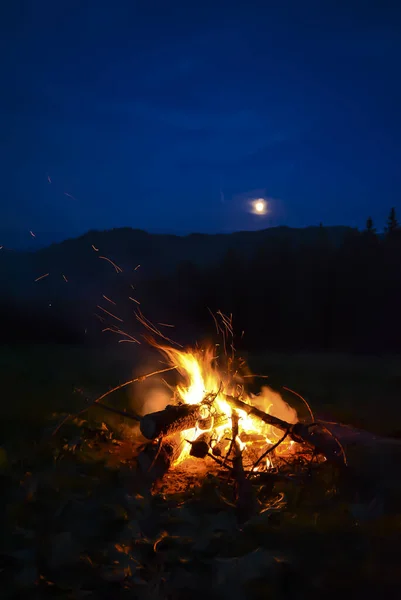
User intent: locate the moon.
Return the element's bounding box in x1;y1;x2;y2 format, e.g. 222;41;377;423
251;198;268;215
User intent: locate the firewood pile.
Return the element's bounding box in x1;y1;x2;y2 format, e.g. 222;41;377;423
134;391;346;509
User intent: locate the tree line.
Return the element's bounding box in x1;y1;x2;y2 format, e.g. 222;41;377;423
141;208;401;354
1;209;400;354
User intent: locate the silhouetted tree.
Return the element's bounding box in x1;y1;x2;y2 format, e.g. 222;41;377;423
365;216;376;234
385;207;399;237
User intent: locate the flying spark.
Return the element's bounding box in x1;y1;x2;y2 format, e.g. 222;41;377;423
64;192;77;200
62;274;68;282
98;255;122;273
102;294;116;305
96;305;124;322
34;273;49;282
92;244;99;252
29;230;36;238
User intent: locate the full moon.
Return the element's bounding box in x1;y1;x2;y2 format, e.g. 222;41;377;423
251;198;268;215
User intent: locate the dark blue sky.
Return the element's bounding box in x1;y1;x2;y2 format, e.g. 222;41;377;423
2;0;401;247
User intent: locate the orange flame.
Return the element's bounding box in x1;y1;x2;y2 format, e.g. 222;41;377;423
153;344;298;467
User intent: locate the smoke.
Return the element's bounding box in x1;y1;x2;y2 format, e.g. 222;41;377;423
129;377;172;416
141;387;171;415
251;386;298;424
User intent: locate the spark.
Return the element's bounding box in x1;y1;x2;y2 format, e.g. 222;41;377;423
0;246;3;250
98;255;122;273
29;230;36;238
64;192;77;200
62;274;68;282
102;294;116;305
96;305;124;322
158;322;175;328
135;308;181;347
34;273;49;282
92;244;99;252
129;296;140;305
102;326;140;344
94;313;106;323
134;264;141;271
47;175;52;184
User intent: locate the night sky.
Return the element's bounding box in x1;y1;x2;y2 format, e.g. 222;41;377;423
2;0;401;247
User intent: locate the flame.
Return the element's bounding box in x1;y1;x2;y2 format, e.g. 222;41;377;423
154;344;299;467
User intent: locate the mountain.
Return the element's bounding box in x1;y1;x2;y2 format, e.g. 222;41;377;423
0;225;355;343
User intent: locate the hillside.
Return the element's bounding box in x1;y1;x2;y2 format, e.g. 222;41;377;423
0;225;356;344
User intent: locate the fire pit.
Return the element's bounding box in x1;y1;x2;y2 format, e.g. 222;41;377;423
132;343;346;501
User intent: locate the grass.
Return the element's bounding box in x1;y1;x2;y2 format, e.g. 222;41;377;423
249;352;401;437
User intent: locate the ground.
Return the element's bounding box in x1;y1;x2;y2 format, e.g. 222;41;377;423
0;344;400;598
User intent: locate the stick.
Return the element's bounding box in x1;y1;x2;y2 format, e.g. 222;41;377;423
223;394;346;466
247;430;289;478
224;394;293;431
52;367;176;436
94;401;141;422
230;411;257;523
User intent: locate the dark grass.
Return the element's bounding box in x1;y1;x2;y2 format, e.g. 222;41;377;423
249;352;401;437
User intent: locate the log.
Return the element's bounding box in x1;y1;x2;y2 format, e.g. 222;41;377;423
224;394;346;466
140;403;227;440
224;394;293;431
189;433;212;459
197;413;229;431
140;404;202;440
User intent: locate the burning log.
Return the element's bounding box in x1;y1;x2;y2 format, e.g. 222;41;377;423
224;394;346;466
140;403;228;441
140;404;203;440
189;433;211;459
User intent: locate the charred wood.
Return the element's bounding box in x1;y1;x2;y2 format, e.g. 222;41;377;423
140;404;202;440
136;435;184;482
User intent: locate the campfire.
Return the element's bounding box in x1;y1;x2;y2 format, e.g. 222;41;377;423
134;342;346;492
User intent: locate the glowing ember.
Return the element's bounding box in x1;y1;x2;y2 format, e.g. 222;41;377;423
153;344;299;468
